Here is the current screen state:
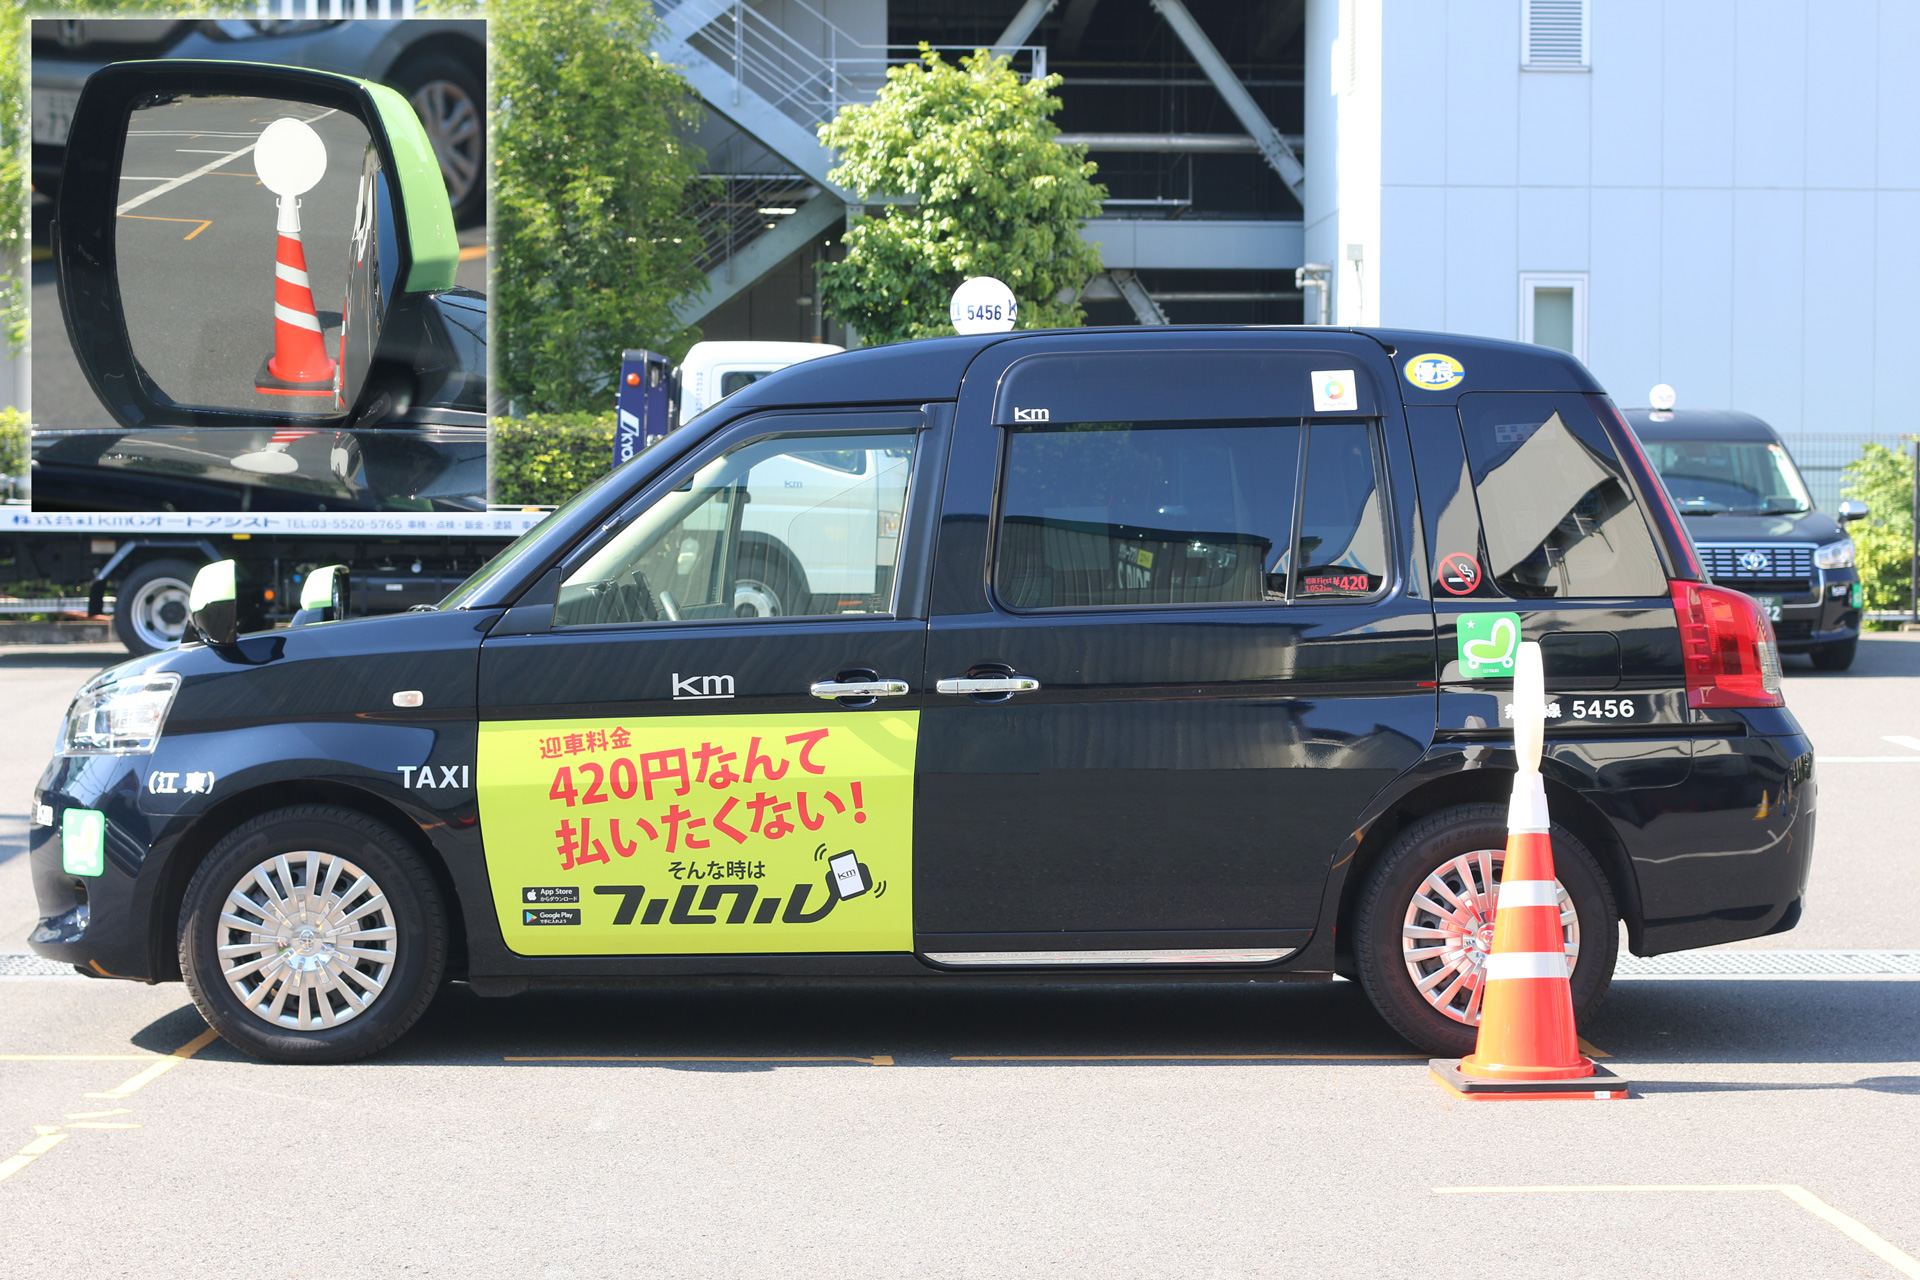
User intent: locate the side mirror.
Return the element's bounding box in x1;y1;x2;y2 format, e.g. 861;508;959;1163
188;560;239;647
1837;499;1869;524
54;59;458;432
291;564;351;626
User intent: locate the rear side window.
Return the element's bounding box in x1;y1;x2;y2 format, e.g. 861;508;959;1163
993;420;1388;609
1458;394;1667;600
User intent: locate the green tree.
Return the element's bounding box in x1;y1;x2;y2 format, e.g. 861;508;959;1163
492;0;708;412
815;48;1105;346
1;8;29;358
1842;441;1916;616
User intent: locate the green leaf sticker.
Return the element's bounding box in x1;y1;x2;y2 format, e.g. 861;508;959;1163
1457;612;1523;678
62;808;105;878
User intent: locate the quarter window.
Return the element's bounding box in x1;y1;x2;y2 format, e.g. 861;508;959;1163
993;419;1388;609
554;431;915;627
1458;394;1667;599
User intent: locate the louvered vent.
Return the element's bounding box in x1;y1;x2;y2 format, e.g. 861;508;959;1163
1523;0;1588;69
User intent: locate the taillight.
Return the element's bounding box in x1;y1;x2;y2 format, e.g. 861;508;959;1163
1670;580;1784;708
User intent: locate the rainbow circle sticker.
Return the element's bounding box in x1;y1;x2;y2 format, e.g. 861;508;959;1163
1404;353;1465;391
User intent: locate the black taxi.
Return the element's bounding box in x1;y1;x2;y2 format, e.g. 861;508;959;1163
28;328;1816;1063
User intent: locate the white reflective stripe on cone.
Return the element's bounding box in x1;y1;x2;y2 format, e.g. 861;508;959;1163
1496;880;1560;909
275;262;311;287
274;303;322;331
1485;951;1569;980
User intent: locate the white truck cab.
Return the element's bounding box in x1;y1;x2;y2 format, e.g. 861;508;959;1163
676;341;844;423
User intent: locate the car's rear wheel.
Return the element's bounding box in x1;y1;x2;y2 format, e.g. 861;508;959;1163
179;806;446;1064
1353;803;1618;1057
1810;636;1857;671
113;558;198;656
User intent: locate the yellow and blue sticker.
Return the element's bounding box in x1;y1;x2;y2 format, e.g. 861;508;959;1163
1404;352;1465;392
478;712;917;955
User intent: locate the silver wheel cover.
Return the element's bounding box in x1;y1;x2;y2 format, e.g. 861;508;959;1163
409;78;481;206
126;575;191;651
1400;847;1579;1026
733;579;782;617
218;851;397;1031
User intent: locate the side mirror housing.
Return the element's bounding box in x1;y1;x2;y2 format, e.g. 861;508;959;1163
1837;499;1869;524
188;560;239;647
291;564;351;626
55;58;458;432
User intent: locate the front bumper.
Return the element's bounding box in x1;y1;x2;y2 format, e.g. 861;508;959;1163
27;753;180;982
1719;572;1860;652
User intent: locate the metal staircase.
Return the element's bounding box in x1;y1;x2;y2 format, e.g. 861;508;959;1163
654;0;1042;326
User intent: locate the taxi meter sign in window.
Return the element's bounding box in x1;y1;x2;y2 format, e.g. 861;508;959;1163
477;713;916;955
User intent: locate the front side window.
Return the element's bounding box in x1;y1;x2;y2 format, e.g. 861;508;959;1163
1459;394;1667;599
555;431;915;627
992;419;1389;610
1640;440;1813;517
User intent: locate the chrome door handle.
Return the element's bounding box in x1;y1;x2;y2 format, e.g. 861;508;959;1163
810;679;910;699
935;676;1042;695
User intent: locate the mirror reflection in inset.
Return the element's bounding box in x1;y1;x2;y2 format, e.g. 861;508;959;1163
116;94;378;418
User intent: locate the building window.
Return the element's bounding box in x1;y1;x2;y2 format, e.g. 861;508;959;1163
1519;273;1588;362
1522;0;1589;70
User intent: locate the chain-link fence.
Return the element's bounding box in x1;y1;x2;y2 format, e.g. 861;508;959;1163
1780;433;1915;513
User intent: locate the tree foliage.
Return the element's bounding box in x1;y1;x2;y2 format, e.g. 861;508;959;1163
1;7;28;357
815;48;1105;346
1842;441;1916;616
492;411;615;506
492;0;708;412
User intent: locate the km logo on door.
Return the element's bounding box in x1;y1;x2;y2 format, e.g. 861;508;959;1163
673;672;736;700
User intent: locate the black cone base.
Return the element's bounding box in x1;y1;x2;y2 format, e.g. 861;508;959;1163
1430;1058;1630;1099
255;355;335;397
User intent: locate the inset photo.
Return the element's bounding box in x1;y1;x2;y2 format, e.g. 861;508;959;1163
29;17;486;510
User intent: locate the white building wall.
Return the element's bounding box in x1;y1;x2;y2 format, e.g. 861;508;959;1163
1319;0;1920;433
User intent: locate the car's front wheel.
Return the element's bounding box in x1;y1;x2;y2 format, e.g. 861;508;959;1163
1352;803;1619;1057
179;806;447;1064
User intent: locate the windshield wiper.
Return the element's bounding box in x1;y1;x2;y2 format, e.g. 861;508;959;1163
1675;500;1731;514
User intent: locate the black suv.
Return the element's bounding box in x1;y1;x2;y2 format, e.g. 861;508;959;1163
1627;409;1864;670
29;328;1815;1063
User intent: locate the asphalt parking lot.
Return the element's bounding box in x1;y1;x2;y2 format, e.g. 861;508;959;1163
1;639;1916;1278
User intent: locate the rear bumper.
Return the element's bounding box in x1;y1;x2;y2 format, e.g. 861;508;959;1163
1614;729;1815;955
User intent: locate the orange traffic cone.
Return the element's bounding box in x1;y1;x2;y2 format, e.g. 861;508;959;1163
1430;641;1630;1101
255;194;337;397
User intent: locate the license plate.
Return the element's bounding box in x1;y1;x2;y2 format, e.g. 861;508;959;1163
1752;595;1783;622
32;90;81;146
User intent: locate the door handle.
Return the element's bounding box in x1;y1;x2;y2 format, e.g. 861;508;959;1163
809;678;910;700
935;676;1042;695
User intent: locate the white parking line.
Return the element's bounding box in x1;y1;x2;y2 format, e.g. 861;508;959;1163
115;107;334;216
1883;735;1920;753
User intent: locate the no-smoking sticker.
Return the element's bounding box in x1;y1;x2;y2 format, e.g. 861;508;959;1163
1438;553;1483;595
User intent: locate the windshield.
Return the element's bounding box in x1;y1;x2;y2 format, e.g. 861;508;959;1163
436;467;633;610
1639;439;1814;515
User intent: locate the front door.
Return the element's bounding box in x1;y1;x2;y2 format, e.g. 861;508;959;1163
913;339;1436;963
475;409;935;957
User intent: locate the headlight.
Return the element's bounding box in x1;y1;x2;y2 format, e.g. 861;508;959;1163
1814;538;1855;570
59;673;181;756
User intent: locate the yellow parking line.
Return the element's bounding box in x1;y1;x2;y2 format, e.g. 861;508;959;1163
0;1133;68;1183
1577;1037;1611;1059
507;1054;894;1065
116;213;213;241
0;1054;167;1061
83;1028;219;1099
953;1053;1423;1061
1433;1185;1920;1278
458;244;487;261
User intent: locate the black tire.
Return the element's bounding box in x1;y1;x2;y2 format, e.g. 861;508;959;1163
1810;637;1857;671
178;806;447;1064
113;558;199;656
1353;803;1619;1057
387;50;486;227
733;542;808;617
